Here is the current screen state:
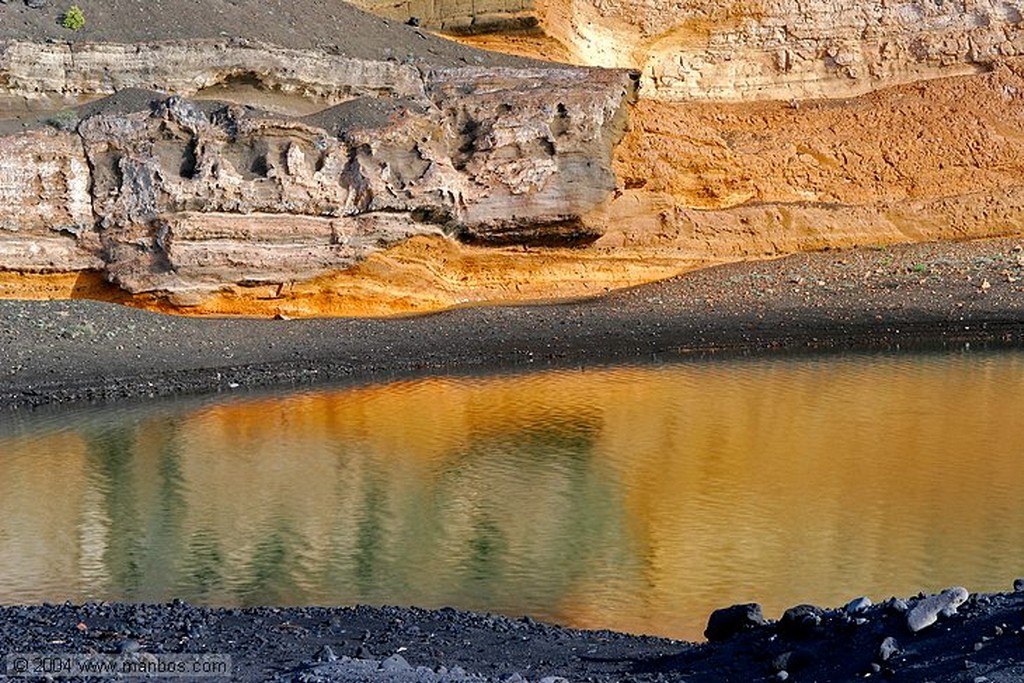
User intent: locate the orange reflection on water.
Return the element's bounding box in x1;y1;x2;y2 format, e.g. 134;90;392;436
1;352;1024;641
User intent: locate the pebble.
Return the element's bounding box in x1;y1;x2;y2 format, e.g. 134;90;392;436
889;598;909;614
315;645;338;662
878;636;900;662
1013;578;1024;592
115;639;141;654
779;604;824;638
845;596;872;614
381;654;412;671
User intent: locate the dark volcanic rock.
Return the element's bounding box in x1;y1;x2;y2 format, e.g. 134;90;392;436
878;635;900;662
778;604;824;639
704;603;765;642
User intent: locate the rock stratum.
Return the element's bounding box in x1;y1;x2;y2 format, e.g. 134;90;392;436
3;0;1024;316
0;6;641;313
538;0;1024;101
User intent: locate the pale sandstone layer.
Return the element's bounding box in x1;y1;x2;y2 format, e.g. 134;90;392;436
536;0;1024;101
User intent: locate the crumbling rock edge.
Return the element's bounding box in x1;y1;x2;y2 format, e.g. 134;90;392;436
0;40;638;302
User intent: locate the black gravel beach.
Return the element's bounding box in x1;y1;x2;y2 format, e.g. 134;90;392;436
2;577;1024;681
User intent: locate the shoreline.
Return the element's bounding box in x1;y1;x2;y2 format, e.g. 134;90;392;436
3;237;1024;411
2;585;1023;681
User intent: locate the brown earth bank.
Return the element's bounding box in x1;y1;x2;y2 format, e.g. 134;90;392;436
594;58;1024;257
2;585;1024;681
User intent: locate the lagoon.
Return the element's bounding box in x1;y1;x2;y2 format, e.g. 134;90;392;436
2;350;1023;641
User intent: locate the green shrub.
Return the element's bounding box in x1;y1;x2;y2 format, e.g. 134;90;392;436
62;5;85;31
45;108;80;132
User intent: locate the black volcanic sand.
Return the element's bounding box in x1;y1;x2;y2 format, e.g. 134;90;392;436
2;237;1024;681
0;0;536;67
2;589;1024;681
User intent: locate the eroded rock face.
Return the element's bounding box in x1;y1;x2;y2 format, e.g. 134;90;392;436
0;61;637;299
0;40;426;104
538;0;1024;100
0;130;98;271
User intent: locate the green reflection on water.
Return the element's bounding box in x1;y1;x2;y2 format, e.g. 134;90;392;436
84;427;144;597
3;351;1024;641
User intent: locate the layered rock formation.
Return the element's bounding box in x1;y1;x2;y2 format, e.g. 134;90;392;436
0;28;636;305
440;0;1024;269
349;0;536;33
5;0;1024;317
598;59;1024;256
537;0;1024;100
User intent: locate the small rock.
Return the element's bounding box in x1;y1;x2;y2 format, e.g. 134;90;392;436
502;675;527;683
704;603;765;641
779;604;824;638
1013;578;1024;592
870;662;882;673
845;596;872;614
889;598;909;614
772;649;816;673
314;645;338;663
380;653;412;671
906;587;969;632
879;636;900;662
538;678;570;683
115;639;141;654
776;671;789;681
24;0;47;7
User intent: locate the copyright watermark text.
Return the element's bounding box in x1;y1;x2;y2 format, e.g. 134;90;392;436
5;653;231;678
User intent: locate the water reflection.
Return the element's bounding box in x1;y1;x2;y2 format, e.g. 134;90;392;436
2;351;1024;640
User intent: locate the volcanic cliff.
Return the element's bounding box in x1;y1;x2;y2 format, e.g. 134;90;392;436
2;0;1024;315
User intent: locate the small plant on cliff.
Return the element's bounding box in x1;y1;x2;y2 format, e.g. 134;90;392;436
61;5;85;30
45;108;80;132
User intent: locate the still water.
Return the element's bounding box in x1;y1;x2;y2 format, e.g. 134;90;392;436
2;351;1024;641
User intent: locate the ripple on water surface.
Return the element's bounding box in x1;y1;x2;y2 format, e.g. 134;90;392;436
1;350;1023;640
